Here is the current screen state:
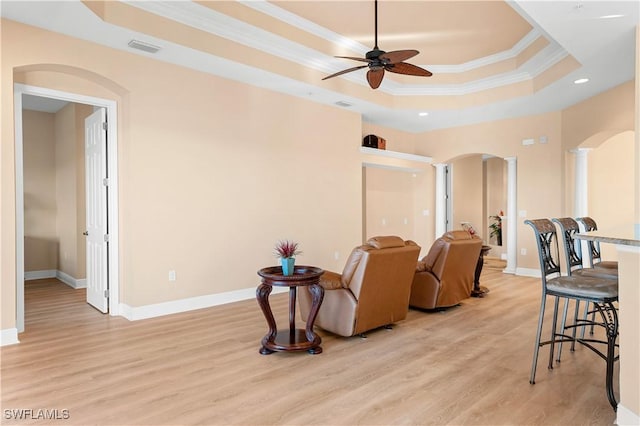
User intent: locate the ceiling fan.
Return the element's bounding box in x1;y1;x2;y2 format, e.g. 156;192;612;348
322;0;433;89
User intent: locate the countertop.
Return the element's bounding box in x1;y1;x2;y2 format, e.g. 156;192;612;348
576;223;640;247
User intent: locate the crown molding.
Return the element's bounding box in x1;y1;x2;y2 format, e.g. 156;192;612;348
124;1;568;97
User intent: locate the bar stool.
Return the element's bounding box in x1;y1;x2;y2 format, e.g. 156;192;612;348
553;218;618;279
525;219;619;410
552;217;618;356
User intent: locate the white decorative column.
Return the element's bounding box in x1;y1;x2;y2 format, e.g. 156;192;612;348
572;148;591;217
572;148;591;266
434;163;447;238
504;157;517;274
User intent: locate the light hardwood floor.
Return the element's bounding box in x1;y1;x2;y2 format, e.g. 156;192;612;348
1;266;617;425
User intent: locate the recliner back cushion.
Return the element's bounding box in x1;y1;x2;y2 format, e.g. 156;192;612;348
367;235;406;249
348;242;419;299
443;230;474;240
421;238;448;280
436;237;482;307
350;242;420;333
340;245;368;287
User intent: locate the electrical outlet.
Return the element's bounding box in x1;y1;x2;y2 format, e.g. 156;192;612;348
169;270;177;281
520;248;527;256
382;218;387;226
334;251;340;261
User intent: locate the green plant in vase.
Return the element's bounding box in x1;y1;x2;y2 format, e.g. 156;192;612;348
274;240;302;276
488;210;504;246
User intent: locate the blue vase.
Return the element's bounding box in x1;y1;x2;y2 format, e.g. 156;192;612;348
281;257;295;276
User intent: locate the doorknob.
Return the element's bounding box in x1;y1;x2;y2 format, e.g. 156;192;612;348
83;231;89;236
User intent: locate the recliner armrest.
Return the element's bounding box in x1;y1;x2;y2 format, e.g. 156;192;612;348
319;271;344;290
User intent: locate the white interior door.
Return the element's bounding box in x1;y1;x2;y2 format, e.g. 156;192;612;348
85;108;108;313
445;164;453;232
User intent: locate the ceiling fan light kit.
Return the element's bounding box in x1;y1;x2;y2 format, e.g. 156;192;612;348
323;0;432;89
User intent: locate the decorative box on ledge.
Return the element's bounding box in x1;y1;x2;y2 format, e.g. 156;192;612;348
363;134;386;150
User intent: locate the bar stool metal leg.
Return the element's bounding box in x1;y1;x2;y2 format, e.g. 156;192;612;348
530;293;547;384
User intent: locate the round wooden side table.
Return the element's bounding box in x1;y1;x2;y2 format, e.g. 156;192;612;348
256;266;324;355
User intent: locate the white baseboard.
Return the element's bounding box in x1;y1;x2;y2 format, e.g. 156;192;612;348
120;286;289;321
0;328;20;346
25;269;86;289
515;267;541;278
56;270;86;289
25;269;56;280
616;404;640;425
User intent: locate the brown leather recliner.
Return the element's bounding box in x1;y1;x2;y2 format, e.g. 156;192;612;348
410;230;482;309
298;236;421;337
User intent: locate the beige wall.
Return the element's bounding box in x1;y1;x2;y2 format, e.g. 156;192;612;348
361;123;432;256
23;110;58;272
364;166;431;255
362;122;418;154
23;104;91;279
0;18;635;331
1;19;363;329
451;154;484;237
562;81;635;151
588;131;635;261
561;81;635;246
414;112;564;270
54;103;92;279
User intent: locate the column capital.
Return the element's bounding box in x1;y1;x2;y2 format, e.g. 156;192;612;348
432;163;447;169
570;147;593;155
504;156;517;163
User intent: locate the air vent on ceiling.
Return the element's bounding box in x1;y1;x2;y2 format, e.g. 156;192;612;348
128;39;161;54
335;101;352;108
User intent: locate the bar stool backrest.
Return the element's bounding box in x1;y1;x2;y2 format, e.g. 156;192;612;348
552;217;584;275
576;216;602;267
525;219;561;287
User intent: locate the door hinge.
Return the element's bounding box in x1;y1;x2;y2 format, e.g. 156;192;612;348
102;122;108;131
104;289;109;298
103;178;109;186
104;234;110;242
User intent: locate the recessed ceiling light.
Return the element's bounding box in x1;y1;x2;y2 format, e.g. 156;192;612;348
335;101;352;108
600;14;624;19
574;78;589;85
419;112;429;117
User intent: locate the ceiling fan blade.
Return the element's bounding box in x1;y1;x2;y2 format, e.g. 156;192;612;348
385;62;433;77
380;49;419;64
367;69;384;89
335;56;372;63
322;65;368;81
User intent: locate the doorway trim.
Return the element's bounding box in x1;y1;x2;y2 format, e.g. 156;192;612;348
14;83;120;332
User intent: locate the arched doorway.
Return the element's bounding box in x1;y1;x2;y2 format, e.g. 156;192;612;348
13;64;125;336
443;153;517;273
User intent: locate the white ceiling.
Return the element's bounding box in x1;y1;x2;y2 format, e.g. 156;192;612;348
21;94;69;113
3;1;638;133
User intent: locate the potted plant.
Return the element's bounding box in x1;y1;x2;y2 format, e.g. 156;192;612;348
489;211;504;246
274;239;302;276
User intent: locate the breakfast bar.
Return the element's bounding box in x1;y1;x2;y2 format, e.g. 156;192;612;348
576;224;640;423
